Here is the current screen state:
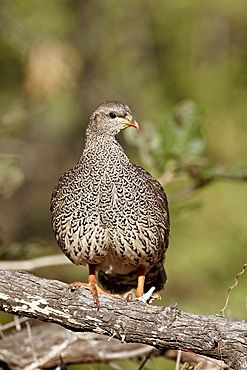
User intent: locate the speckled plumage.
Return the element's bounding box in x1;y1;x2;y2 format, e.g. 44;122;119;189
51;101;169;295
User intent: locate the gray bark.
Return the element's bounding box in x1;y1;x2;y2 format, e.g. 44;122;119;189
0;321;229;369
0;269;246;369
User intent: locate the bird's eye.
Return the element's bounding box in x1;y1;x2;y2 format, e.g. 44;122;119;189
109;112;116;119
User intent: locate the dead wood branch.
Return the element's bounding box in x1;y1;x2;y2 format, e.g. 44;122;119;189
0;321;229;370
0;254;69;271
0;269;246;369
0;321;154;369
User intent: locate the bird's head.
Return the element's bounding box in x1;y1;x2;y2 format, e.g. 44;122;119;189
88;101;140;137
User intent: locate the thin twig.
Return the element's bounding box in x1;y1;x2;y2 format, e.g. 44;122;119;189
108;362;124;370
0;317;29;332
175;350;182;370
179;349;224;369
137;349;155;370
26;321;38;363
14;315;22;331
23;333;79;370
220;264;247;317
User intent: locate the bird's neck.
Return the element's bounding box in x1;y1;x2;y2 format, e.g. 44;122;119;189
79;134;128;166
84;131;118;148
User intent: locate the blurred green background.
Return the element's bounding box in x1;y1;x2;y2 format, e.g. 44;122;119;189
0;0;246;368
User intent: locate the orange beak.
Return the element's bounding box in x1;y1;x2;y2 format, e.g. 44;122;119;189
122;116;140;130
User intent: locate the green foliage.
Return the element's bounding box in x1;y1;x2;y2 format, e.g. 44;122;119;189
204;163;247;179
124;100;207;177
158;100;207;167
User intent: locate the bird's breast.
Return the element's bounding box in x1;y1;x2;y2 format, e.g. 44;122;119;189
52;154;167;269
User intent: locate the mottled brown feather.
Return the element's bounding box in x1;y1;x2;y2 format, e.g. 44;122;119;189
51;101;170;294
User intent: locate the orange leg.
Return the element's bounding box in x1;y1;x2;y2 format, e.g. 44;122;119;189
66;264;121;309
126;266;145;303
135;266;146;297
126;266;161;304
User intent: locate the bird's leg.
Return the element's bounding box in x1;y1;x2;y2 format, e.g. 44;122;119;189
135;266;146;297
66;264;101;308
66;264;100;308
126;266;161;304
125;266;145;302
87;264;100;308
66;264;121;309
136;268;161;302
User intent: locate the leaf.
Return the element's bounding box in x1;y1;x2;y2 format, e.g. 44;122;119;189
201;163;247;180
223;163;247;179
158;100;207;162
170;203;202;219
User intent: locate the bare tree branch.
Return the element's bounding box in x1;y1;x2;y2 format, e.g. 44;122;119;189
0;254;69;271
0;321;155;369
0;269;246;369
0;320;229;369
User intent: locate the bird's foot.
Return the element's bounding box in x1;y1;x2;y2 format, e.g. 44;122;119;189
66;281;121;309
66;281;100;308
126;286;161;304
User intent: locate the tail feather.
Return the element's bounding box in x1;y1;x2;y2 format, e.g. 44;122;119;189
98;258;167;295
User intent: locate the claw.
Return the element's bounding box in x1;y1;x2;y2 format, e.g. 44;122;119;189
66;273;121;309
126;286;161;304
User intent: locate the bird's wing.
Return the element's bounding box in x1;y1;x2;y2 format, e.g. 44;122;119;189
133;164;170;232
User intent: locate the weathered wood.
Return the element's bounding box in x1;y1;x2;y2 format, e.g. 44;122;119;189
0;321;229;369
0;269;246;369
0;321;155;369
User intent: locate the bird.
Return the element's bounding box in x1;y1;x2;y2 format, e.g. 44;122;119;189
50;101;170;308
